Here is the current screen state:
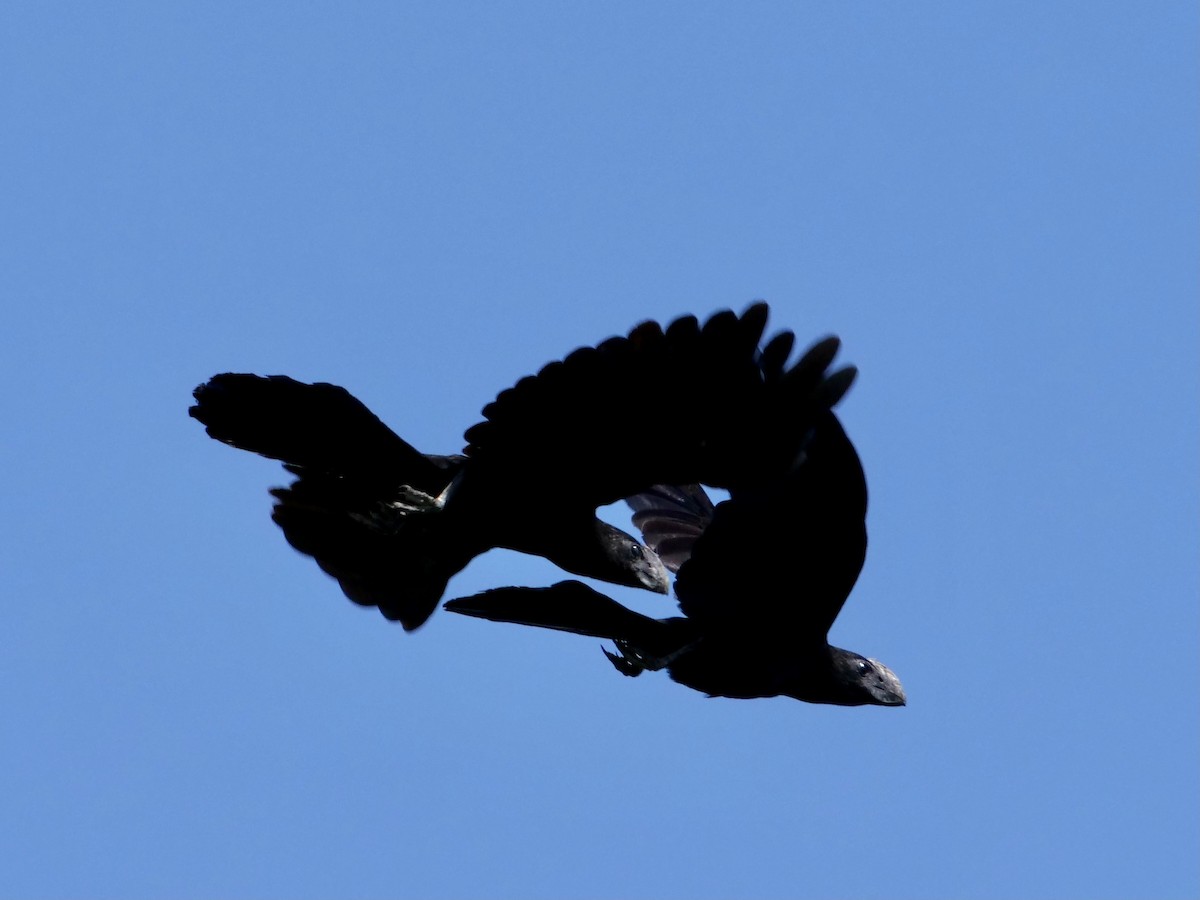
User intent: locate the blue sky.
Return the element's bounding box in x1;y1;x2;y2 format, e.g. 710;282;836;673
2;3;1196;898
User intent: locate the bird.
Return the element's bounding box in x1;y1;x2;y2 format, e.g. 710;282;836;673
444;378;906;707
189;303;851;632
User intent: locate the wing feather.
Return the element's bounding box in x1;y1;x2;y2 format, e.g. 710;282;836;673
456;304;836;512
626;484;716;573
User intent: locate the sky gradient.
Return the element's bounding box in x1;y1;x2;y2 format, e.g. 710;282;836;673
2;3;1197;898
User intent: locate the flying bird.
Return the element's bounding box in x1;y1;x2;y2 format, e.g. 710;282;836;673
444;383;906;707
190;304;851;631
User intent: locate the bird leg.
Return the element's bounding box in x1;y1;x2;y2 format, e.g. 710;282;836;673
601;637;702;677
602;643;646;677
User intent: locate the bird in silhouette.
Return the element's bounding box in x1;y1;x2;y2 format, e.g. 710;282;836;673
190;304;849;632
444;378;905;707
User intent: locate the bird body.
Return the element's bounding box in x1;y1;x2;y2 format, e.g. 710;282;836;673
442;354;906;707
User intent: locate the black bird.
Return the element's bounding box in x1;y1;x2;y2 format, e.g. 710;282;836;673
190;304;852;631
444;393;906;707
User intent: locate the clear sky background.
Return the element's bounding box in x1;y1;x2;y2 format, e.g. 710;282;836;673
2;4;1196;899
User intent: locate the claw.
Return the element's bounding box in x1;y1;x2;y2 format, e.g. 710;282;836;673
602;637;703;677
603;645;645;677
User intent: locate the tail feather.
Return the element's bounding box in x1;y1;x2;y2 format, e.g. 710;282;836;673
190;373;458;491
191;373;472;628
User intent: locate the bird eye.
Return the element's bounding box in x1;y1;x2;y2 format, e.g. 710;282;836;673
856;660;870;675
628;544;644;559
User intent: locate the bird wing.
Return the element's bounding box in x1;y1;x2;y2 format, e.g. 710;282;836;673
455;303;855;514
671;410;869;641
444;580;662;641
266;471;466;631
626;484;716;574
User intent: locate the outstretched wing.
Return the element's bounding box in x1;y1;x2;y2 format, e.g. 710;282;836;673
266;471;465;631
444;581;695;663
445;580;658;640
672;410;869;641
453;304;854;513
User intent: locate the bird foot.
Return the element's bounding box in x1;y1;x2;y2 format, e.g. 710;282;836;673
602;643;646;677
602;638;701;677
391;485;442;513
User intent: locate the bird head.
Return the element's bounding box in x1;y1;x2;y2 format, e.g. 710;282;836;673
829;649;907;707
816;648;907;710
594;521;671;595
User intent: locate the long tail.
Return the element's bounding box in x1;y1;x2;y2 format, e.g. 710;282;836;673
189;373;460;489
190;373;468;630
